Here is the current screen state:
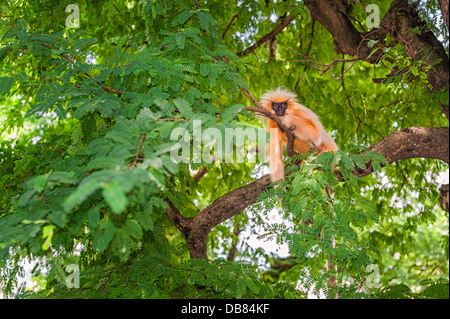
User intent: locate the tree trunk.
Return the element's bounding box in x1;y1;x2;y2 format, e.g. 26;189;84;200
304;0;449;115
438;0;449;32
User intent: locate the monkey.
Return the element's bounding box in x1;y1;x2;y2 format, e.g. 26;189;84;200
261;87;339;287
261;87;338;181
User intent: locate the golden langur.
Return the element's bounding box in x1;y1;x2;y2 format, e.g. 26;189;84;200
261;87;338;181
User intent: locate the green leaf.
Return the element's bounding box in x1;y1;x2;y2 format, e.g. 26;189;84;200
42;225;55;251
135;210;154;231
245;276;259;294
0;77;15;94
350;154;366;169
337;150;355;171
33;175;49;193
367;40;379;48
123;219;143;239
93;220;116;252
200;64;210;77
409;65;419;76
221;104;243;122
173;98;193;118
173;10;194;26
87;157;122;170
316;151;335;170
64;180;100;212
175;32;186;49
101;179;129;214
87;207;100;229
439;90;449;106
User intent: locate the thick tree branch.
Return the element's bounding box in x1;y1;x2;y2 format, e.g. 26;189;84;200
196;174;272;228
237;14;296;56
439;184;449;213
381;0;449;93
227;223;242;262
166;125;448;259
438;0;449;32
165;199;190;235
368;127;449;164
334;127;449;180
304;0;449;117
166;2;450;259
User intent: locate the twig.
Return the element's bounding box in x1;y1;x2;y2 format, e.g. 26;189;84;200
287;49;361;80
237;14;295;56
0;12;17;29
222;13;239;39
129;133;146;169
156;118;189;122
1;13;123;95
102;86;123;94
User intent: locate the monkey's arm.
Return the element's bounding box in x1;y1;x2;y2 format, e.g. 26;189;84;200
282;115;322;147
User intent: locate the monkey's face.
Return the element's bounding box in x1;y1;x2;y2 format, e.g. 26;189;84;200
271;102;288;117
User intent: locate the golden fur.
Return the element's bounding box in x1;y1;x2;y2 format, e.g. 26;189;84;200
261;87;338;181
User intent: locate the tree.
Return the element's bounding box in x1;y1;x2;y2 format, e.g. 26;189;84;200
0;0;448;299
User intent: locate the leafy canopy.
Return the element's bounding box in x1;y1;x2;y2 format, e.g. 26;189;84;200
0;0;448;299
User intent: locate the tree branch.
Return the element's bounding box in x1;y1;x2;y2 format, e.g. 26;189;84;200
129;133;146;170
303;0;449;117
222;13;239;39
214;126;449;223
438;0;449;32
439;184;449;213
237;14;296;56
334;127;449;180
166;125;448;259
285;49;361;80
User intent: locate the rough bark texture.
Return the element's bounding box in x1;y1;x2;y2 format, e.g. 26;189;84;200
369;127;449;164
381;0;449;93
438;0;449;32
440;184;449;213
166;175;272;259
304;0;449;116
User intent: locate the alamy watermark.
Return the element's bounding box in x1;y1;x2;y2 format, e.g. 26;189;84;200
169;120;277;166
366;4;380;29
65;4;80;28
365;264;381;288
65;264;80;289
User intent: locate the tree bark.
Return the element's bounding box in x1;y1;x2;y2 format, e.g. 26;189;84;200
166;175;272;259
438;0;449;32
439;184;449;213
346;127;450;178
304;0;449;116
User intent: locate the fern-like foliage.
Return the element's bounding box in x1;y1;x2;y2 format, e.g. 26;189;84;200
256;149;389;297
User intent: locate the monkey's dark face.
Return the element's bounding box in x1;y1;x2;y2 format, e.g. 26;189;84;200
271;102;288;117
